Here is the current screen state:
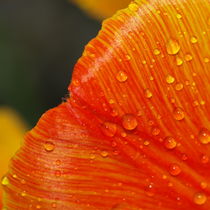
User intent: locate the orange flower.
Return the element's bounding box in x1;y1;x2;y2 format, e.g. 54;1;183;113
71;0;130;19
2;0;210;209
0;108;26;209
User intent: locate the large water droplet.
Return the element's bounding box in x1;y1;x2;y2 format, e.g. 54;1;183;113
169;163;181;176
198;128;210;144
173;107;185;121
44;141;55;152
122;114;138;131
101;122;117;137
116;71;128;82
164;137;177;149
166;39;180;55
193;192;207;205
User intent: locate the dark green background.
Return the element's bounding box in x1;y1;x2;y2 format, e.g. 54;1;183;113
0;0;100;127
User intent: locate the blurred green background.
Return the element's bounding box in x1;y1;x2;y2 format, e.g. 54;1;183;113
0;0;100;127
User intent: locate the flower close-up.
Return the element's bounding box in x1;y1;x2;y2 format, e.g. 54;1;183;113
2;0;210;209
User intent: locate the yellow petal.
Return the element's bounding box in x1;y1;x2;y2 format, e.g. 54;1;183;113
71;0;131;19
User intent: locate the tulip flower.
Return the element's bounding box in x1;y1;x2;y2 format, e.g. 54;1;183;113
2;0;210;209
0;108;26;209
71;0;130;19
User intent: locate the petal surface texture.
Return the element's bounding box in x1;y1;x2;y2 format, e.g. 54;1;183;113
3;0;210;209
71;0;131;19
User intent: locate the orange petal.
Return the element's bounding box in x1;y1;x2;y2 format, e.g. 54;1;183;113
3;0;210;209
0;108;27;209
71;0;131;19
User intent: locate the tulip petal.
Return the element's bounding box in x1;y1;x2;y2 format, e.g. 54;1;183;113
3;0;210;209
71;0;131;19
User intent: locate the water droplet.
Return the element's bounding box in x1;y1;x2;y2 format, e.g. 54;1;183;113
166;75;175;84
166;39;180;55
52;202;57;208
185;54;193;61
201;154;209;164
145;183;155;197
101;151;109;158
204;57;210;63
122;114;138;131
198;128;210;144
176;57;183;66
200;182;207;189
116;71;128;82
175;83;184;91
144;89;153;99
151;127;160;136
164;137;177;149
176;14;182;19
36;205;41;209
1;176;9;186
173;107;185;121
44;141;55;152
154;49;161;55
190;36;198;44
90;154;96;160
169;163;181;176
101;122;117;137
193;192;207;205
21;191;27;197
55;170;61;177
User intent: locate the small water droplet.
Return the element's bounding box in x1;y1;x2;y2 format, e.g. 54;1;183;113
116;71;128;82
122;114;138;131
193;192;207;205
144;89;153;99
200;182;208;189
198;128;210;144
1;176;9;186
154;49;161;55
176;14;182;19
169;163;181;176
36;205;41;209
164;137;177;149
166;39;180;55
151;127;160;136
173;107;185;121
190;36;198;44
101;122;117;137
175;83;184;91
166;75;175;84
201;154;209;164
176;57;183;66
101;151;109;158
185;54;193;61
55;170;61;177
21;191;27;197
44;141;55;152
204;57;210;63
52;202;57;208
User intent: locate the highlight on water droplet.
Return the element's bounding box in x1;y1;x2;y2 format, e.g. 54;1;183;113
198;128;210;144
116;70;128;82
122;114;138;131
1;176;9;186
144;88;153;99
169;163;181;176
166;39;180;55
44;141;55;152
173;107;185;121
101;122;117;137
193;192;207;205
164;136;177;149
166;75;175;84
